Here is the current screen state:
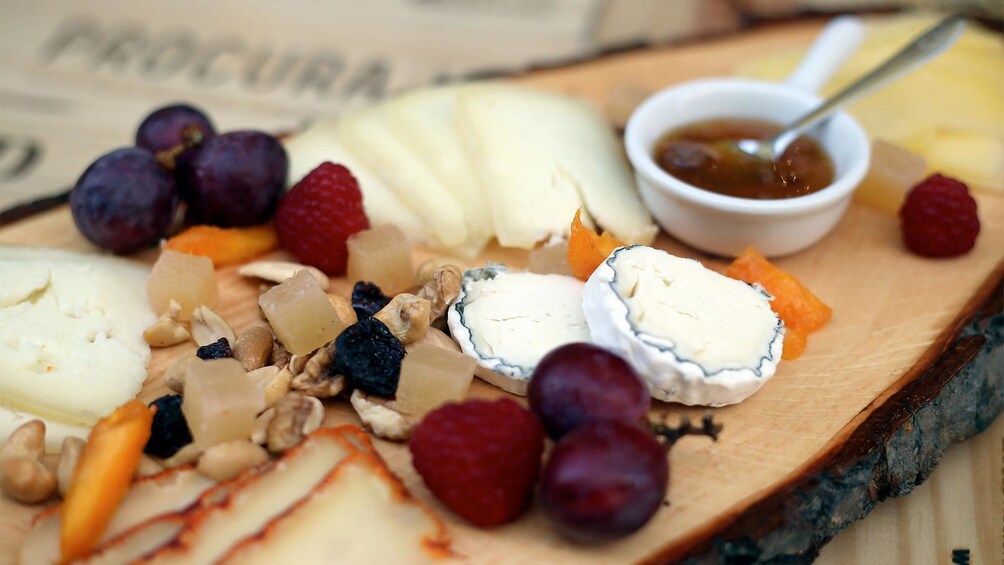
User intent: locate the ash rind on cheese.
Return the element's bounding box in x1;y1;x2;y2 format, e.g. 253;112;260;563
583;246;783;406
447;265;590;395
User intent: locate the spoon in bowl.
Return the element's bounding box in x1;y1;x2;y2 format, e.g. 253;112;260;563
735;15;966;163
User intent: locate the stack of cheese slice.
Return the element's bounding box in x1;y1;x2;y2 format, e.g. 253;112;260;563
284;83;657;257
22;427;450;565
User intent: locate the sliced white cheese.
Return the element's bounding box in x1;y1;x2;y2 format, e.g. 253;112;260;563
0;246;154;430
337;105;469;248
282;120;431;246
385;85;494;257
447;265;590;395
583;246;783;406
456;84;657;248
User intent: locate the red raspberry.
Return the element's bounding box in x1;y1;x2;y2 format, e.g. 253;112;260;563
409;399;545;527
899;174;979;258
275;162;369;274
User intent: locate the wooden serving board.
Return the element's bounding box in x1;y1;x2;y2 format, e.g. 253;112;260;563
1;20;1002;564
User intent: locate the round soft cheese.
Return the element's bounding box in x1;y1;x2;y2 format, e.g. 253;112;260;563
447;265;590;395
582;246;783;406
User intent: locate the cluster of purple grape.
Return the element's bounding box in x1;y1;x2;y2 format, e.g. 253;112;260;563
70;103;288;253
528;343;720;542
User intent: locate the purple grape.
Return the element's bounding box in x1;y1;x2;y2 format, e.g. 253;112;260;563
70;147;179;253
136;103;215;157
528;343;650;440
540;420;668;542
175;131;288;227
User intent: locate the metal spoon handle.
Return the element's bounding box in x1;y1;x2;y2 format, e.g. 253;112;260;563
766;15;966;158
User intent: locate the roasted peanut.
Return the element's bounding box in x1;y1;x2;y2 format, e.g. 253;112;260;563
233;326;274;371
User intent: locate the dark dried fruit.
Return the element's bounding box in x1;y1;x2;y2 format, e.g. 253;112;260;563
331;318;405;396
144;395;193;458
196;337;233;360
351;281;390;319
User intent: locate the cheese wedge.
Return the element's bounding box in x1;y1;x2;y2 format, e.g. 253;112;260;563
282;121;431;245
0;246;153;430
385;85;494;257
338;105;469;248
456;84;657;248
219;452;450;564
21;467;216;565
77;428;360;564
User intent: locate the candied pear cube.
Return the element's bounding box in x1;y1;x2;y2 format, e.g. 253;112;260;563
182;358;263;449
347;225;414;295
395;344;476;417
854;140;927;214
528;240;572;276
259;269;346;355
147;250;218;320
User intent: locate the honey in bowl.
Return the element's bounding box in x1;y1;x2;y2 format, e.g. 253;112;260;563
653;119;835;200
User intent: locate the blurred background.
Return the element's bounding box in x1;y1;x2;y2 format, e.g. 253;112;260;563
0;1;1001;563
1;0;1001;211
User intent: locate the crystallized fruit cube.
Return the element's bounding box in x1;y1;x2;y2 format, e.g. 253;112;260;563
347;225;414;295
147;249;218;320
259;269;347;355
854;140;927;215
528;240;572;276
395;344;476;417
182;358;263;449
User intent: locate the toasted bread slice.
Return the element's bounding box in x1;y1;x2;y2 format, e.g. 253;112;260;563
221;450;450;564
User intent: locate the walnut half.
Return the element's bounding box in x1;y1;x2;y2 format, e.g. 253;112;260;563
373;293;431;344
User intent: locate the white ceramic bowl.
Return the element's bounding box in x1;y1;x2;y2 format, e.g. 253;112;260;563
625;79;870;257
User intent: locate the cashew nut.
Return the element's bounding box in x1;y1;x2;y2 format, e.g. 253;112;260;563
164;353;199;393
238;261;330;290
0;420;56;503
197;441;270;481
266;393;324;453
374;293;431;343
56;436;85;497
349;390;416;441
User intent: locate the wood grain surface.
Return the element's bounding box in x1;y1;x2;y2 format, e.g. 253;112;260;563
1;20;1002;564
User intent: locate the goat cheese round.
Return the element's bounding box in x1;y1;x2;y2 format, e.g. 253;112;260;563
583;246;783;406
447;265;590;395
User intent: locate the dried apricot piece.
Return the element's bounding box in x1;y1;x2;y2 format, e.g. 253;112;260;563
781;327;807;360
60;399;155;563
567;209;626;281
725;247;831;359
164;224;279;266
